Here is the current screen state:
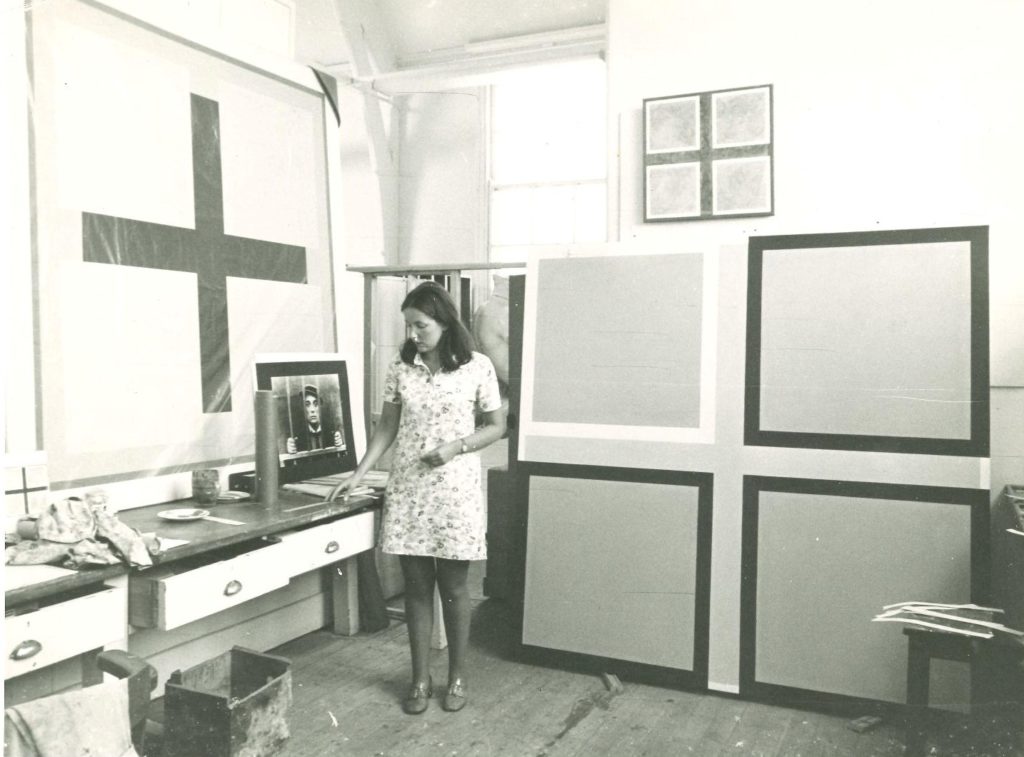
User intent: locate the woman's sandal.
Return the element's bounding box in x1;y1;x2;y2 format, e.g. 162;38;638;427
442;678;467;712
402;677;432;715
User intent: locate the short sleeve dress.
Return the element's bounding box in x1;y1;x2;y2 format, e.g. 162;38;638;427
379;351;502;560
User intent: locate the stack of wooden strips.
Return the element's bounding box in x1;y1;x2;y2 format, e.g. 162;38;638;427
873;601;1024;639
283;469;390;500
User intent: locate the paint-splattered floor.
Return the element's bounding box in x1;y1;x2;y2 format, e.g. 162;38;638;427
265;599;1021;757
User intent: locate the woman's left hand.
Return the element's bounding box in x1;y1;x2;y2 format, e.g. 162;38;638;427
420;440;460;468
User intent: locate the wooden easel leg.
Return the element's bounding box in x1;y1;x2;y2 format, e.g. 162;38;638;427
905;636;930;757
329;556;360;636
356;549;389;632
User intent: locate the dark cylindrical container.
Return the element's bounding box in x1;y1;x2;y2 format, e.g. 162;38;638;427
254;389;279;508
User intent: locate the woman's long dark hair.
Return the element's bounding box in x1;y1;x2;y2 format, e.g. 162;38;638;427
399;282;476;372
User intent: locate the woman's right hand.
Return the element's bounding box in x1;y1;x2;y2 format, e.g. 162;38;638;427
328;474;363;502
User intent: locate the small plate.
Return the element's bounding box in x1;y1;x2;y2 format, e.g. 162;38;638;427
158;508;210;521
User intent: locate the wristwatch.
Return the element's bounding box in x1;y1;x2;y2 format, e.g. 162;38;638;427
460;438;469;455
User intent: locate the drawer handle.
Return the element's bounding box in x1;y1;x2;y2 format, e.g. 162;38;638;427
224;580;243;596
325;540;340;554
10;640;42;661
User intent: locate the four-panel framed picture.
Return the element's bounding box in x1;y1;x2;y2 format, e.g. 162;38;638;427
644;84;774;223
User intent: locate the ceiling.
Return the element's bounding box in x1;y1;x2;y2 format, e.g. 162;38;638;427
293;0;606;71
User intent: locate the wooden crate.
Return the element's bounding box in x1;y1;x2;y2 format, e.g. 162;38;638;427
163;646;292;757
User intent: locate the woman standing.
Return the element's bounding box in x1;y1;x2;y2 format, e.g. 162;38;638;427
334;281;506;714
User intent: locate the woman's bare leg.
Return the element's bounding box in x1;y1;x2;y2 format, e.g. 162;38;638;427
400;555;437;686
435;558;471;684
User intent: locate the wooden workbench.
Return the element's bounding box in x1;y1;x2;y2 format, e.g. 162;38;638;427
6;490;380;606
5;489;384;701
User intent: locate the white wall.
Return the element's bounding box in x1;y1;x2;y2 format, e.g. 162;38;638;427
609;0;1024;395
607;0;1024;691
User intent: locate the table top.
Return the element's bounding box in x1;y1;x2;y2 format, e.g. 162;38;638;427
4;564;126;609
5;489;381;606
119;489;379;563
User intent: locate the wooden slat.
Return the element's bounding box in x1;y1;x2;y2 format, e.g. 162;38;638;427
5;564;124;607
347;262;525;274
329;556;359;636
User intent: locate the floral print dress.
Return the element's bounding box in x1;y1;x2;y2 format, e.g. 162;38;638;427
380;351;502;560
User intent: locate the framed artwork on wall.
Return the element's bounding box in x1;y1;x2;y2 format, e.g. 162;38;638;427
643;84;774;223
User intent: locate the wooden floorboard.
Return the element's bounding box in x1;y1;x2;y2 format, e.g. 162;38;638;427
261;598;1021;757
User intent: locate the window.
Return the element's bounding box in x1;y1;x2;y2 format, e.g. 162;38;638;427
489;58;607;263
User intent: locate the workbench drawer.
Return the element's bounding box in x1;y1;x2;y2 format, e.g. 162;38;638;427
275;510;374;577
5;584;126;680
129;539;286;631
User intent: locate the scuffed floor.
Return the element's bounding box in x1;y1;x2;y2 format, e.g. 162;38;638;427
266;599;1022;757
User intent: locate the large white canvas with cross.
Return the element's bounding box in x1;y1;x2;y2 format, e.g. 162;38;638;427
30;0;335;487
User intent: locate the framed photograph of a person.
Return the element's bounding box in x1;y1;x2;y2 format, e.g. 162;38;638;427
254;354;358;483
274;376;347;456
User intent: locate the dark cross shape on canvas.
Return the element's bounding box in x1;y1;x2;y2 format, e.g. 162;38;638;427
82;94;307;413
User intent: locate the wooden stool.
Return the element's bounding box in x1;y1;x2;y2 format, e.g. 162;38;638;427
903;627;976;757
904;627;1024;757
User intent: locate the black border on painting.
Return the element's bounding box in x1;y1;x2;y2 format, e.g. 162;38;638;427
739;475;990;706
514;462;714;691
745;225;990;457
